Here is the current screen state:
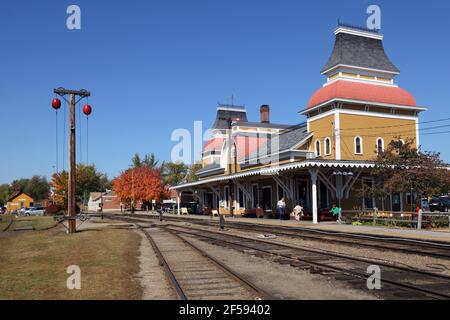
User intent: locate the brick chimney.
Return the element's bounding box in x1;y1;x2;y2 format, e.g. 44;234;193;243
260;105;270;124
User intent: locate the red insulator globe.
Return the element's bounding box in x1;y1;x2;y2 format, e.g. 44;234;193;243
52;98;61;110
83;104;92;116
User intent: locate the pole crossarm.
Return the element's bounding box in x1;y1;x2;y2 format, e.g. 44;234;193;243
54;88;91;97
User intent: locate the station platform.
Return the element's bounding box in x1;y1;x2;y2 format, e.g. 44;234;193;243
126;212;450;244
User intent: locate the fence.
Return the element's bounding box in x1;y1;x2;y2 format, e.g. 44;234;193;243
342;210;450;229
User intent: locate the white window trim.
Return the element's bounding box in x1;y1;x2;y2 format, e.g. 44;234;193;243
315;140;321;157
354;136;363;155
376;137;385;154
324;137;332;156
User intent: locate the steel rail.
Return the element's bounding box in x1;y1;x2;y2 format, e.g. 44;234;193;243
123;218;274;300
128;214;450;259
165;227;274;300
166;225;450;300
140;227;187;300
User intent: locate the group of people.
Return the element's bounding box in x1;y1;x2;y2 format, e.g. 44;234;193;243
277;197;342;223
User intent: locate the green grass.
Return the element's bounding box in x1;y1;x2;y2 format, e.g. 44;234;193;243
0;215;14;231
0;216;58;232
0;226;143;300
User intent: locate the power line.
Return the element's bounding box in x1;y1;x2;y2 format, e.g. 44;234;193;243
339;117;450;132
422;130;450;136
310;124;450;141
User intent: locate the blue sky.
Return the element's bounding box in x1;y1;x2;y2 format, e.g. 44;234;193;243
1;0;450;183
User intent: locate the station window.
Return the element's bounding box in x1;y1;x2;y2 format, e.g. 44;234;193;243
354;136;363;155
376;138;384;155
324;138;331;156
315;140;321;157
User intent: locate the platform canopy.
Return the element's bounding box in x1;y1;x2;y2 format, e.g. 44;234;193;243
171;160;375;190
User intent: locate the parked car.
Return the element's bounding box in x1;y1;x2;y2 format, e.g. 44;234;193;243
429;198;450;213
421;199;430;211
25;207;46;216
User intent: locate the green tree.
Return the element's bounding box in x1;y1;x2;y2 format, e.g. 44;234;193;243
9;176;50;200
52;164;111;208
131;153;142;168
10;179;30;194
143;153;160;170
371;138;450;201
162;162;188;186
131;153;161;171
0;184;11;206
25;176;50;200
186;162;202;183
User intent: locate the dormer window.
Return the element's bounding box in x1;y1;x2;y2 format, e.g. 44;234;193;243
354;136;363;155
324;138;331;156
315;140;321;157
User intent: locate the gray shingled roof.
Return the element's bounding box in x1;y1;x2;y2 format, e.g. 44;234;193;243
244;123;310;161
234;121;291;130
321;31;400;74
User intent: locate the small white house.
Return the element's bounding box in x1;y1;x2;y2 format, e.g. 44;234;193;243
88;192;103;212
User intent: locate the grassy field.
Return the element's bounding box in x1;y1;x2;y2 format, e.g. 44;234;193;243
0;215;14;231
0;223;142;300
0;216;58;232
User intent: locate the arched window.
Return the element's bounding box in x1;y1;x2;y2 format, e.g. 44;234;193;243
324;138;331;156
354;136;363;155
376;138;384;155
315;140;321;157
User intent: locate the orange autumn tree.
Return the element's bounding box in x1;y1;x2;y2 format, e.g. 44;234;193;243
52;171;69;209
113;166;168;210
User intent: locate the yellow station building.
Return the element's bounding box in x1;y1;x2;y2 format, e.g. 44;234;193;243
172;24;427;223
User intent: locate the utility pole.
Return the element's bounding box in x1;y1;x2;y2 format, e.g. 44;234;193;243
54;88;91;234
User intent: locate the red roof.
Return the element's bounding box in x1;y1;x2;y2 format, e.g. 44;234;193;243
235;136;267;160
307;80;417;109
204;138;225;152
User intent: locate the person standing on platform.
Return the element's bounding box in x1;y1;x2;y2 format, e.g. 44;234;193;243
330;204;342;223
219;214;225;231
277;197;286;221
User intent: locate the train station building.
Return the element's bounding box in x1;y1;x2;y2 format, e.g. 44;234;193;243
172;24;427;223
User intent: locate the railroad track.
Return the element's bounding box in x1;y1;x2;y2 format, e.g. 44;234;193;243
138;224;273;300
165;224;450;300
122;214;450;260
